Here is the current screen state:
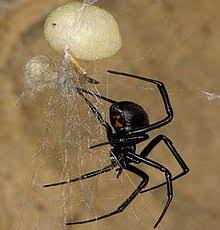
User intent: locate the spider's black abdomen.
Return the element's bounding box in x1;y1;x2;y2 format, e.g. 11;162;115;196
110;101;149;130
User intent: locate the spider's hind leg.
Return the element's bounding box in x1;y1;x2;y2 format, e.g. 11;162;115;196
65;164;149;225
139;134;189;193
127;153;173;228
43;164;113;188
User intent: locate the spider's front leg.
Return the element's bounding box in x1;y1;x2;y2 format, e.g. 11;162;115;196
76;87;117;104
76;90;113;139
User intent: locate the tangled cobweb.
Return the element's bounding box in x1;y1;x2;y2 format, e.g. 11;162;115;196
25;55;58;91
23;50;97;97
201;90;220;101
83;0;100;6
23;49;109;228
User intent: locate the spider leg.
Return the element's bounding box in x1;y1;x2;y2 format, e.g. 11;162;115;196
107;70;173;134
75;88;115;146
43;164;113;188
127;153;173;228
89;141;110;149
138;135;189;193
84;76;100;85
66;164;149;225
77;90;112;135
76;87;116;104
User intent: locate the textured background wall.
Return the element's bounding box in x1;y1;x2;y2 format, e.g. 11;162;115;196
0;0;219;229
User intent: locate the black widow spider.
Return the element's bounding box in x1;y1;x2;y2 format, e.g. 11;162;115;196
43;70;189;228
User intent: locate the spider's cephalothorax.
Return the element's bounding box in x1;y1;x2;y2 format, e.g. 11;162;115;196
43;70;189;229
110;101;149;131
109;101;150;166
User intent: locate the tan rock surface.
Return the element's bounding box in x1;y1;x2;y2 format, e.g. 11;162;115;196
0;0;219;229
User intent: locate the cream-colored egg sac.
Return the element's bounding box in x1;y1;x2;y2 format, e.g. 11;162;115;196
44;2;122;61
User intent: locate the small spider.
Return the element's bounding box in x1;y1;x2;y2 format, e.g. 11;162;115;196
43;70;189;228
